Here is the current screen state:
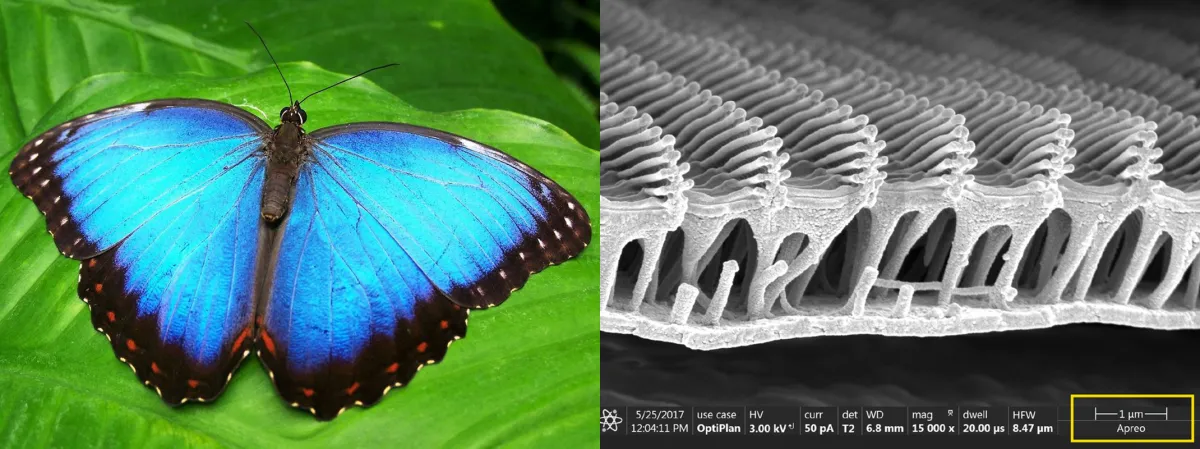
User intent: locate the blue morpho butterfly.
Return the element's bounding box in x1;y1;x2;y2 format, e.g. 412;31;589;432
6;26;591;420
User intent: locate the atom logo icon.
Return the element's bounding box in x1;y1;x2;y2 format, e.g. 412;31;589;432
601;408;623;432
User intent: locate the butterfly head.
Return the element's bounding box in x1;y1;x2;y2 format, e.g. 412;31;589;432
279;102;308;126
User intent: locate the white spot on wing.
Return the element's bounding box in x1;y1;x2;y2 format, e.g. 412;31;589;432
459;138;488;154
29;153;39;161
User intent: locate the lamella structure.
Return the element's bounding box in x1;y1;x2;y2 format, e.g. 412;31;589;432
600;0;1200;349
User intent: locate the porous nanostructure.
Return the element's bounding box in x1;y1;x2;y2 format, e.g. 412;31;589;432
600;0;1200;349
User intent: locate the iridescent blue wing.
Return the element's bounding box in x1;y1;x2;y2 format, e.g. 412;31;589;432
257;123;591;419
8;100;269;404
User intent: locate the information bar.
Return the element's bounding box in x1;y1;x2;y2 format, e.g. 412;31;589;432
602;399;1196;443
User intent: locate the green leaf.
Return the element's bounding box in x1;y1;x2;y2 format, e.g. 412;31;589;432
0;64;599;448
0;0;256;154
545;39;600;86
99;0;600;149
0;0;598;149
557;73;600;114
563;1;600;32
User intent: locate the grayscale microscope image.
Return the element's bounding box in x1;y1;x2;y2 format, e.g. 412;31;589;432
600;0;1200;410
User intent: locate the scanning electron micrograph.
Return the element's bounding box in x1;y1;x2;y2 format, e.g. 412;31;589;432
600;0;1200;350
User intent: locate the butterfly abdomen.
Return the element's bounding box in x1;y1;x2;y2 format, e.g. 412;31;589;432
261;122;308;224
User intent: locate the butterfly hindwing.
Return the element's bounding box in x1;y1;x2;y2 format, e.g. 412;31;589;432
257;162;469;419
9;100;270;403
257;124;590;419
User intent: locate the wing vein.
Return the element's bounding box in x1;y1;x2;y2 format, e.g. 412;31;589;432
157;165;260;357
313;180;376;364
307;149;446;292
286;169;321;353
77;138;261;228
315;145;488;282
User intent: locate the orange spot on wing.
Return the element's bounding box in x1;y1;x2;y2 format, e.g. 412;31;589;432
88;259;96;268
151;362;161;374
386;362;399;373
417;342;428;353
346;382;359;395
302;388;314;397
94;283;103;293
232;327;251;351
440;320;449;330
188;379;200;388
126;339;138;351
260;330;276;355
106;311;116;322
453;304;461;310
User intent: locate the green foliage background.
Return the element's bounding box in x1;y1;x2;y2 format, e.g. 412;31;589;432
0;0;599;447
494;0;599;113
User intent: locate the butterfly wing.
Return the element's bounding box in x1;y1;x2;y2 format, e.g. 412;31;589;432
8;100;269;403
257;123;591;419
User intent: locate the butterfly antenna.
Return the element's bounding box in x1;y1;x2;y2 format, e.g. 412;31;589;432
298;63;400;105
246;22;294;104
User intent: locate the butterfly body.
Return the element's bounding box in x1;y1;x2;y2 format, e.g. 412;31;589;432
8;97;591;420
261;103;310;223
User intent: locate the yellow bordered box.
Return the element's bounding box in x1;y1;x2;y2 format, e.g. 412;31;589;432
1070;394;1195;443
